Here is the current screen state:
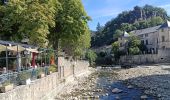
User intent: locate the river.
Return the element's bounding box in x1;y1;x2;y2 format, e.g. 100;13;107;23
56;67;156;100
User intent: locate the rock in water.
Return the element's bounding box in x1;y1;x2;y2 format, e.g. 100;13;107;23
112;88;122;93
140;95;148;99
127;85;133;89
115;96;120;100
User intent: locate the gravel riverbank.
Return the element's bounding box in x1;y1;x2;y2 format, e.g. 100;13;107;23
115;64;170;100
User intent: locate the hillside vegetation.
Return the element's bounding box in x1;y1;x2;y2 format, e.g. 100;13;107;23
92;5;169;47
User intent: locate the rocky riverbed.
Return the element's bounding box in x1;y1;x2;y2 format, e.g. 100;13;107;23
55;64;170;100
116;64;170;100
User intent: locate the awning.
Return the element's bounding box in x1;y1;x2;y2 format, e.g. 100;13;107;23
7;45;25;52
0;44;6;52
26;48;39;53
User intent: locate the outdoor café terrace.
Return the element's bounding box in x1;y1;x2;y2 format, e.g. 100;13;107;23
0;40;58;92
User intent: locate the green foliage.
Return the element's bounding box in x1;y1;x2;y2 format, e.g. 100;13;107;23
128;36;141;55
113;29;123;39
2;80;11;87
128;36;141;47
85;50;97;66
0;0;91;57
0;0;60;47
129;47;140;55
111;42;126;61
48;64;57;73
49;0;91;57
17;71;31;81
112;42;120;53
149;16;164;26
37;68;45;76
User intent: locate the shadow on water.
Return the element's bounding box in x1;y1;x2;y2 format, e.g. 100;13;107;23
96;69;156;100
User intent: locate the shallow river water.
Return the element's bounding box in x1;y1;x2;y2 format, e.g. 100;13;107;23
57;68;156;100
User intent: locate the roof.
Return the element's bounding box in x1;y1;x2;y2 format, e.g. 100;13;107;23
130;25;161;36
0;40;37;48
123;31;130;37
159;20;170;29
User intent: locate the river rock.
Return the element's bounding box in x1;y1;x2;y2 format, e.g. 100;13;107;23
112;88;122;93
140;95;148;99
127;85;133;89
115;96;120;100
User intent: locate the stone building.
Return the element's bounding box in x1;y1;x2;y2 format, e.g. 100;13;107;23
118;20;170;54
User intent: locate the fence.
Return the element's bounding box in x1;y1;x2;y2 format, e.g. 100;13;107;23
0;66;51;88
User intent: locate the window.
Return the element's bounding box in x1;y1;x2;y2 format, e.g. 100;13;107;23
157;38;158;43
161;29;164;32
139;34;143;38
162;36;165;42
162;46;166;49
145;34;148;37
141;40;144;44
146;40;148;45
120;43;122;47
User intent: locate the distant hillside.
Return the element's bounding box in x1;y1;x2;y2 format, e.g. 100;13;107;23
91;5;170;47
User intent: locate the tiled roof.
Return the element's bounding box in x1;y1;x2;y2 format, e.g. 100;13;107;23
130;20;170;36
130;25;161;35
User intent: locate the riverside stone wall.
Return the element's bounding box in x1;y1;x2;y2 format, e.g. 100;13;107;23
58;56;89;78
120;49;170;64
0;57;89;100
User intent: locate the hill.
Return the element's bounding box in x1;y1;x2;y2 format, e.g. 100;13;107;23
91;5;170;47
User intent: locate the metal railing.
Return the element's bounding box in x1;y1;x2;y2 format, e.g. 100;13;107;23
0;66;50;87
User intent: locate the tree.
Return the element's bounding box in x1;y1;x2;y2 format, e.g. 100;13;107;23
149;16;164;27
111;42;123;61
113;29;123;39
120;23;133;31
112;42;120;53
128;36;141;55
96;22;104;32
48;0;91;57
0;0;59;47
85;50;97;66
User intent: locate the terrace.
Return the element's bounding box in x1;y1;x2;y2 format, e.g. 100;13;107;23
0;40;58;92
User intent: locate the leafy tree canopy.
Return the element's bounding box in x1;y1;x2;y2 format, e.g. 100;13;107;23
0;0;60;47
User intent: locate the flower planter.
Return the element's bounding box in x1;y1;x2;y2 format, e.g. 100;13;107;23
38;73;45;78
0;84;14;93
19;78;31;85
47;71;52;75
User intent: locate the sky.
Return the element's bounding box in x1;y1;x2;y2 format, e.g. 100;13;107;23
82;0;170;31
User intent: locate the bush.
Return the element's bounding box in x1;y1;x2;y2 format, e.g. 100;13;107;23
17;71;31;85
18;71;31;81
85;50;97;66
2;80;11;86
37;68;45;76
48;64;57;73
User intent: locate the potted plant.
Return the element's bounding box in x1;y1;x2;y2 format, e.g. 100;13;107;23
48;64;57;75
37;68;45;78
0;80;14;93
17;71;31;85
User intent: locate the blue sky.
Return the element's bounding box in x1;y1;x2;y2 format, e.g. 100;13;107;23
82;0;170;31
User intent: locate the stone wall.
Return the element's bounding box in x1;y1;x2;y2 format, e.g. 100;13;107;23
0;57;90;100
120;49;170;64
58;56;89;78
